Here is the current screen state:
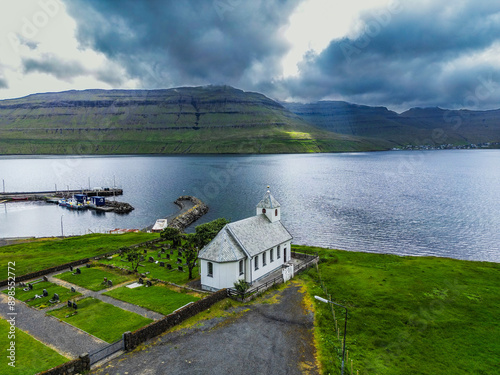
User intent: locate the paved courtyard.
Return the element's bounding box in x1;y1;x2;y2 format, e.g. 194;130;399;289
90;282;319;375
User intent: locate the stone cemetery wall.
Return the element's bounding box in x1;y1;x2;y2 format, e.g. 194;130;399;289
0;258;90;287
124;288;227;350
38;353;90;375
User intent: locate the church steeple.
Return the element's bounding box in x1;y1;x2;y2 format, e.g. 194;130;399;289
256;186;281;223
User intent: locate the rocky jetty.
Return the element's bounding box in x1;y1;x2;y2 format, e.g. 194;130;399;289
168;196;209;232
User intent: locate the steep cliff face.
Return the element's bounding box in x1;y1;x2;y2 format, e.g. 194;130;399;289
0;86;389;154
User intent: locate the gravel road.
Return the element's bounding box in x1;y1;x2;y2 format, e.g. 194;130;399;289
90;282;318;375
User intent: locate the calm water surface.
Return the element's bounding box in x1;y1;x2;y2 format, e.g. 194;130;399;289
0;150;499;262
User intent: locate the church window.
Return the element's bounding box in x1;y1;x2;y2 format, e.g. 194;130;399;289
277;246;281;259
207;262;213;277
275;209;278;216
239;260;244;275
262;208;266;214
270;248;274;262
263;251;266;266
254;256;259;270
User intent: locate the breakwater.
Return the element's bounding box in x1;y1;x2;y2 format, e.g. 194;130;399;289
168;196;209;232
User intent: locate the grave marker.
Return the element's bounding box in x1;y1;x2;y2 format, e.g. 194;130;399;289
159;262;165;267
166;264;172;270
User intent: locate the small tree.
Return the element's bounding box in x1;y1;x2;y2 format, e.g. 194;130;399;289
183;233;203;280
122;247;142;272
233;279;250;298
195;218;230;247
161;227;182;247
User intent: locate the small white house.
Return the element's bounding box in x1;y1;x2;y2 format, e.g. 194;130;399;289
198;188;293;291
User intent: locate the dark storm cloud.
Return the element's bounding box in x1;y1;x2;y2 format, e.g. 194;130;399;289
281;1;500;110
63;0;302;89
23;54;86;80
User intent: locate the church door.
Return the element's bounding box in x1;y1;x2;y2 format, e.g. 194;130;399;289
284;247;287;262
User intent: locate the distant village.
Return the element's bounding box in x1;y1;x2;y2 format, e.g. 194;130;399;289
392;142;500;151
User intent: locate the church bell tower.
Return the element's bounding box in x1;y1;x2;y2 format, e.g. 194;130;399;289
256;186;281;223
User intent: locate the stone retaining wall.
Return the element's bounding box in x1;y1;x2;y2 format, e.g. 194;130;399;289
123;288;227;351
37;353;90;375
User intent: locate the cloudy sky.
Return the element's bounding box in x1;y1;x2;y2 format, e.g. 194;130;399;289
1;0;500;111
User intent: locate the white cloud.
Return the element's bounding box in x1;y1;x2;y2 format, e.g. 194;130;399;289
0;0;138;100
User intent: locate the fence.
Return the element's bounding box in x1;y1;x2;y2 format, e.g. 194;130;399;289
227;252;319;301
89;338;124;365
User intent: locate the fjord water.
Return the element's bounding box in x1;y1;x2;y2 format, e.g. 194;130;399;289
0;150;499;262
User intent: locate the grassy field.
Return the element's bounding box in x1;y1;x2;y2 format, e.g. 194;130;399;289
103;283;201;315
3;280;81;309
0;318;68;375
47;297;153;343
54;266;135;291
294;245;500;375
0;232;159;277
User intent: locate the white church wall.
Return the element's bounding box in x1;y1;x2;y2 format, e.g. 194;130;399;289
200;259;241;291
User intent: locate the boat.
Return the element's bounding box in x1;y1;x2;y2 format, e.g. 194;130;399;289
152;219;168;232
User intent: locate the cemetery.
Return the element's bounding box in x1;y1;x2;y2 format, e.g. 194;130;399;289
2;279;80;309
54;265;136;291
103;282;202;316
47;297;153;343
97;238;199;286
0;319;69;374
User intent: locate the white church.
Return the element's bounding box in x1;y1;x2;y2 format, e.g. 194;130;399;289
198;188;293;291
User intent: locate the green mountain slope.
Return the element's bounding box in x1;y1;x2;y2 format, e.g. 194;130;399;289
0;86;389;154
283;101;500;146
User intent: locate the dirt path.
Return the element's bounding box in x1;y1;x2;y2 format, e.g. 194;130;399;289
90;282;318;375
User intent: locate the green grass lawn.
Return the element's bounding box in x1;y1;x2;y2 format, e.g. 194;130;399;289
47;297;153;343
0;232;159;277
103;283;201;315
295;245;500;375
54;266;135;291
0;318;68;375
3;280;80;309
98;249;200;285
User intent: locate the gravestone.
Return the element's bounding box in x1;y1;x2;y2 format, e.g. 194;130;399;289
108;280;113;287
75;268;81;274
159;262;165;267
138;278;144;284
54;293;59;301
166;264;172;270
67;300;72;307
170;249;173;255
29;283;33;290
161;248;166;253
146;280;152;287
166;254;170;260
103;277;107;283
178;266;184;272
86;264;91;268
177;258;182;264
144;249;147;254
148;257;154;263
69;266;73;271
71;287;76;293
72;302;77;310
42;289;48;297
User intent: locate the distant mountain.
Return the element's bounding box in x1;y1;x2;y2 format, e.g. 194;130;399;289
0;86;389;155
283;101;500;145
